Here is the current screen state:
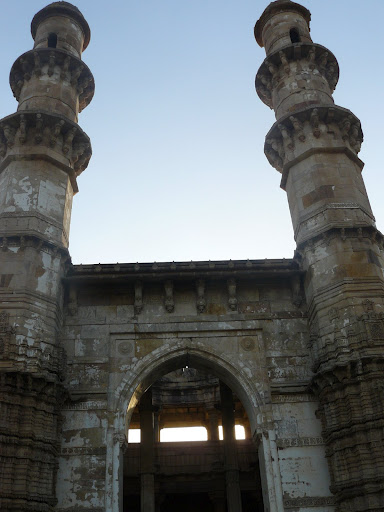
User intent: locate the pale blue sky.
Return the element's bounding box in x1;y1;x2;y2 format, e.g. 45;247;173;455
0;1;383;264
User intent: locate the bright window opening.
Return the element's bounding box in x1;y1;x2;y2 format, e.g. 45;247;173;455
160;426;208;442
128;429;141;443
218;425;246;440
128;425;246;443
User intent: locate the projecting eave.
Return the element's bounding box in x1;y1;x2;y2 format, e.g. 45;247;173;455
65;258;302;284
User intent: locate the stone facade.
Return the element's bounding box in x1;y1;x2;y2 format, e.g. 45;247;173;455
0;1;383;512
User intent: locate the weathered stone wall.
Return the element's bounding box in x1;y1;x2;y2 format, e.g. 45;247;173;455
57;261;335;511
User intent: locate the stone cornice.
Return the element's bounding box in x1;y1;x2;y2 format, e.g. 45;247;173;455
65;258;303;282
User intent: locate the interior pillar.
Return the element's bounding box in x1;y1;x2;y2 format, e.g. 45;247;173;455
153;406;160;443
244;421;252;440
139;388;155;512
207;407;220;441
219;382;242;512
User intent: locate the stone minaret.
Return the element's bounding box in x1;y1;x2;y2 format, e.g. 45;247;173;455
256;2;384;511
0;3;93;511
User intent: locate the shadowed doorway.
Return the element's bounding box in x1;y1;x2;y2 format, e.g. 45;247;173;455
123;367;264;511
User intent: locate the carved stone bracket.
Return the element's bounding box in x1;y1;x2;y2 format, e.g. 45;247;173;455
264;105;363;181
196;279;206;313
164;280;174;313
67;285;78;317
10;48;94;112
134;281;143;315
0;110;92;176
256;43;339;108
291;274;303;307
227;278;238;311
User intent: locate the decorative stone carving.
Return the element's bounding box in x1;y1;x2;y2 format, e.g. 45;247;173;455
10;48;94;112
164;280;174;313
62;400;107;411
118;342;133;356
283;496;336;508
0;372;63;510
328;307;339;322
61;446;106;455
277;437;324;448
264;105;363;176
227;278;238;311
240;337;256;351
196;279;206;313
0;311;16;359
310;108;320;138
297;225;384;253
291;274;303;307
362;298;374;314
0;111;92;175
134;280;143;315
67;285;78;317
256;43;339;108
271;393;317;403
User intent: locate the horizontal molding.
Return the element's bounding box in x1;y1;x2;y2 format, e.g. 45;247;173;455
62;400;107;411
284;496;336;508
272;393;317;403
277;437;324;448
60;446;106;456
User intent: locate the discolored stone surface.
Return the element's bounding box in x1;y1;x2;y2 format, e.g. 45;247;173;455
1;1;384;512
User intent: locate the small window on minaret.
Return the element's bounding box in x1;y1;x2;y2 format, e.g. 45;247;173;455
290;28;301;44
48;33;58;48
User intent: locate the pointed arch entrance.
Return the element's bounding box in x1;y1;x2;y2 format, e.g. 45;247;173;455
105;345;285;512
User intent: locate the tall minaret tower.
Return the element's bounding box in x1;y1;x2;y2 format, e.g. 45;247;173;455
256;1;384;511
0;3;93;512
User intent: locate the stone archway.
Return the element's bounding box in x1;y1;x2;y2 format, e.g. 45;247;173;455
122;346;265;434
105;344;284;512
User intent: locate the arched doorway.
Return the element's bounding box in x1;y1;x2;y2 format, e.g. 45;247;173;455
107;347;275;512
124;367;264;511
